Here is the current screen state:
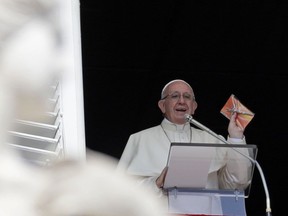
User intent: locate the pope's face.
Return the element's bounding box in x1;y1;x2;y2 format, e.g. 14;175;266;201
158;81;198;124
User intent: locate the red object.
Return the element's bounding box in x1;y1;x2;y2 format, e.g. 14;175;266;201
220;94;254;130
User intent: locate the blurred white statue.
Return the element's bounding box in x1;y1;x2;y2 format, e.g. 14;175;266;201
0;0;168;215
38;151;168;216
0;0;63;133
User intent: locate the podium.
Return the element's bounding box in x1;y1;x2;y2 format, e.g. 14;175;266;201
163;143;258;216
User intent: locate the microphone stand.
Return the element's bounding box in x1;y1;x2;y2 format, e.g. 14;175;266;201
185;114;272;216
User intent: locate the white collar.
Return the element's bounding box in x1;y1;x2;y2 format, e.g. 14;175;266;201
161;118;190;132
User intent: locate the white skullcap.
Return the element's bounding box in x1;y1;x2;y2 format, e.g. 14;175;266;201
161;79;192;99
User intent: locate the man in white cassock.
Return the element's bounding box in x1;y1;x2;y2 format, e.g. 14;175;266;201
117;79;253;216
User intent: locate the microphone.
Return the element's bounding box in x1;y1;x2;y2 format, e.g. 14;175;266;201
184;114;272;216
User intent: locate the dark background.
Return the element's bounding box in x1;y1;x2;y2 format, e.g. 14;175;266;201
80;1;287;215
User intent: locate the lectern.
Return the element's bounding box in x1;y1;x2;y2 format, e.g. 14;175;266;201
163;143;257;216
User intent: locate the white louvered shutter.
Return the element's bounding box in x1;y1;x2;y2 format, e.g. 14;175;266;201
7;81;64;166
5;0;86;166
